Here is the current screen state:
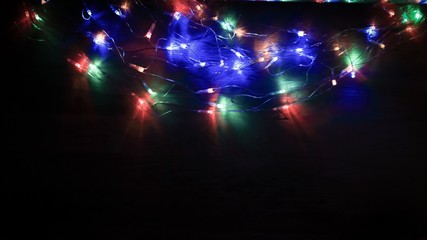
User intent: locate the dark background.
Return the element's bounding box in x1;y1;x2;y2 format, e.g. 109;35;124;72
5;1;427;239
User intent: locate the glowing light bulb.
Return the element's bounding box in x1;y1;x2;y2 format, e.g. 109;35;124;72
75;63;82;69
297;31;305;37
196;5;202;11
234;28;245;38
212;16;218;21
388;10;395;17
41;0;50;5
333;45;340;51
351;71;356;79
199;62;206;67
93;32;106;45
173;12;181;20
346;65;354;73
145;32;152;39
206;88;215;94
180;43;188;49
121;2;129;11
130;64;147;73
295;48;304;54
332;79;337;86
379;43;385;49
216;103;224;109
272;56;279;62
35;14;42;21
258;57;265;62
145;22;156;40
138;99;144;105
198;110;214;114
25;10;30;18
234;51;244;59
87;9;92;17
219;60;224;67
366;25;378;39
114;9;122;16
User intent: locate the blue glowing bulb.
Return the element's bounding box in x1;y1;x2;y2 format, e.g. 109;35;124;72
365;25;378;39
297;31;305;37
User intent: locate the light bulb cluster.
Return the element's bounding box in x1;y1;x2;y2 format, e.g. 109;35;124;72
16;0;426;118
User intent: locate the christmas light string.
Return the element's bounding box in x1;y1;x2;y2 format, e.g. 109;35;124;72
15;0;426;118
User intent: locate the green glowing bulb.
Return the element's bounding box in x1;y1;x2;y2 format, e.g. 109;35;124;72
401;5;424;25
35;14;42;21
344;47;366;71
87;63;102;78
221;16;237;32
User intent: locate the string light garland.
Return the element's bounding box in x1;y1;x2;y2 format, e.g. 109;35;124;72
15;0;426;118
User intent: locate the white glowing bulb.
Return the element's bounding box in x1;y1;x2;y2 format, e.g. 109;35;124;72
173;12;181;20
219;60;224;67
351;71;356;79
216;103;224;109
199;62;206;67
332;79;337;86
180;43;188;49
207;88;215;94
196;5;202;11
379;43;385;49
25;11;30;18
234;51;244;59
114;9;122;16
272;56;279;62
333;46;340;51
138;99;144;105
297;31;305;37
75;63;82;69
388;10;395;17
87;9;92;16
212;16;218;21
296;48;304;54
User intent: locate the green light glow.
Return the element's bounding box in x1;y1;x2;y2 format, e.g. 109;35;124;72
401;5;425;25
87;62;102;79
275;76;302;94
35;14;43;22
220;16;237;32
344;47;366;70
217;96;229;112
